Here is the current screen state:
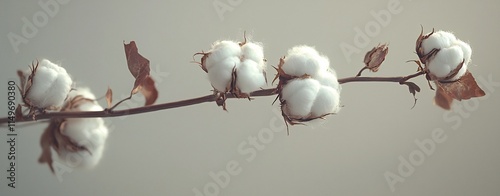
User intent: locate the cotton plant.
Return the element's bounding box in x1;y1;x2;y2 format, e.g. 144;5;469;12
2;29;487;175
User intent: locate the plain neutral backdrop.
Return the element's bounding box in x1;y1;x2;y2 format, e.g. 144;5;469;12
1;0;499;195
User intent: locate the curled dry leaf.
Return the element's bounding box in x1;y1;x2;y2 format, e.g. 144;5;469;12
38;118;60;173
401;82;421;108
105;87;113;108
124;41;158;106
15;104;24;120
434;71;485;110
138;76;158;106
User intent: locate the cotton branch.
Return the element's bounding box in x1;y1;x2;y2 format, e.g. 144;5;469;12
0;72;426;125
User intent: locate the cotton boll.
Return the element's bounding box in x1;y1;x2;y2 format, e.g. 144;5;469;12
281;78;321;118
310;86;341;117
236;59;266;93
427;46;465;80
205;41;241;70
207;56;240;92
24;59;73;109
241;42;265;66
422;31;457;54
58;87;109;169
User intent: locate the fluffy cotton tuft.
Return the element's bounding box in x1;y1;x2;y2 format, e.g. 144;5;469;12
203;39;267;94
57;87;109;169
23;59;73;109
279;46;341;121
236;59;267;93
281;78;321;118
281;45;330;78
421;30;472;81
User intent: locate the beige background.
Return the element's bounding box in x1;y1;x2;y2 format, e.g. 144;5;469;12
1;0;499;195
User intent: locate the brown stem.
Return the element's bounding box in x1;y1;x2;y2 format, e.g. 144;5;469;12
0;72;425;125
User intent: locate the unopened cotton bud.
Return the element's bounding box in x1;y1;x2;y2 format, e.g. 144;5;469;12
23;59;73;109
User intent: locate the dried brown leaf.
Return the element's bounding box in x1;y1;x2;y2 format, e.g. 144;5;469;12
15;104;24;120
105;87;113;108
138;76;158;106
434;84;454;110
124;41;151;94
38;119;61;173
433;71;486;110
401;82;421;108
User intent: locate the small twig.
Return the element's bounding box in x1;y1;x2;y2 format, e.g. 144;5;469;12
355;67;368;77
107;95;132;111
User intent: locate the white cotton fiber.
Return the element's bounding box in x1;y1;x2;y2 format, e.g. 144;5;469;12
310;86;341;117
455;40;472;66
207;56;240;92
281;78;321;118
236;59;267;94
241;42;265;67
282;46;329;78
427;46;464;79
203;38;267;94
205;41;242;70
57;140;106;169
24;59;73;109
422;31;457;54
57;87;109;169
315;70;340;92
421;30;472;81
